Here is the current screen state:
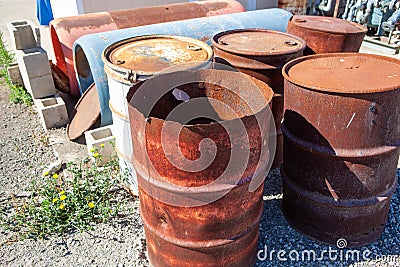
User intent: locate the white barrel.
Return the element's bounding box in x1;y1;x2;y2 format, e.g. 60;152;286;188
102;35;214;195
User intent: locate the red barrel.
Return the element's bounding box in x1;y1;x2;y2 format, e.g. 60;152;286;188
128;69;274;266
287;15;367;55
50;0;244;96
212;29;306;168
281;53;400;247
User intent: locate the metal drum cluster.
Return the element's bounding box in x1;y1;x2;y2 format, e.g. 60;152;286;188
55;4;400;265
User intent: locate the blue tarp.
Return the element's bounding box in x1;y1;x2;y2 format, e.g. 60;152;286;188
36;0;54;25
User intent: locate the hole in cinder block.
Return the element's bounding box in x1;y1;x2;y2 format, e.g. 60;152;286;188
12;21;28;26
42;98;58;107
22;47;42;55
91;128;112;140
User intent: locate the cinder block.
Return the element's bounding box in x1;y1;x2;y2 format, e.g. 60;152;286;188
7;63;24;86
16;47;52;79
34;95;69;130
84;126;115;166
24;74;56;99
7;21;39;50
15;47;56;99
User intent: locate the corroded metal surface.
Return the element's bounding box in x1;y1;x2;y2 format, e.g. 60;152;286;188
287;15;368;55
66;83;100;140
212;29;306;71
281;53;400;247
212;29;306;168
128;69;274;266
103;35;213;85
49;0;244;97
105;36;212;77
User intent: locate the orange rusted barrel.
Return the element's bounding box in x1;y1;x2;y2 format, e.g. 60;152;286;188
281;53;400;247
212;29;306;168
49;0;244;97
128;69;274;266
287;15;367;55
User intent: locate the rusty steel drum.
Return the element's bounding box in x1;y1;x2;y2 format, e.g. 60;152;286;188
103;35;213;195
212;29;306;168
128;69;274;266
287;15;368;55
281;53;400;247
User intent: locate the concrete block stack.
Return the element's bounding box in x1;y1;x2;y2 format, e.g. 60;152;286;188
7;20;68;131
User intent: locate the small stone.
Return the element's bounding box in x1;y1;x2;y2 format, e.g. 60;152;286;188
42;159;62;176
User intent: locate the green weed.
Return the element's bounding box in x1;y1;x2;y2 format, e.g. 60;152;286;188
0;32;32;105
1;146;129;240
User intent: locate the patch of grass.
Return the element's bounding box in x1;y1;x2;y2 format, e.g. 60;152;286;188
0;32;32;105
1;146;129;240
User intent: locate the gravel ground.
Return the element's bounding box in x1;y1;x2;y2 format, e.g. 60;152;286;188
0;79;399;266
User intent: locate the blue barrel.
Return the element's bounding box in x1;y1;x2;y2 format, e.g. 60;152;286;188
36;0;54;26
73;8;292;126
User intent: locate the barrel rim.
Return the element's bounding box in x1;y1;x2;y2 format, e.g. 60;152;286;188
102;34;214;83
288;15;368;35
282;53;400;94
128;69;274;126
212;28;307;57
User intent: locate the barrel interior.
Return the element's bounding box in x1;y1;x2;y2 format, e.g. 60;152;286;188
130;71;273;125
75;44;94;94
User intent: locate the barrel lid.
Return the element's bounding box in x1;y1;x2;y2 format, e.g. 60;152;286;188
103;35;213;76
212;29;306;56
283;53;400;94
289;15;367;34
67;83;100;140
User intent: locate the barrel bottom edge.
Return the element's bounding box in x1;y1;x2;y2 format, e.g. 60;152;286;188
282;178;392;247
144;223;258;267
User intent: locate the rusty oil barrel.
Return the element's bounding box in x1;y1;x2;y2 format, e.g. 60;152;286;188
281;53;400;247
212;29;306;168
103;35;213;195
128;69;274;266
287;15;367;55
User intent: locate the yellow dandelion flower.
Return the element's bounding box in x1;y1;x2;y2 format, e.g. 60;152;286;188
60;195;67;201
93;152;99;158
52;198;58;203
59;204;65;209
59;190;65;195
100;143;105;148
90;147;95;153
52;173;59;179
88;202;95;208
42;171;49;177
